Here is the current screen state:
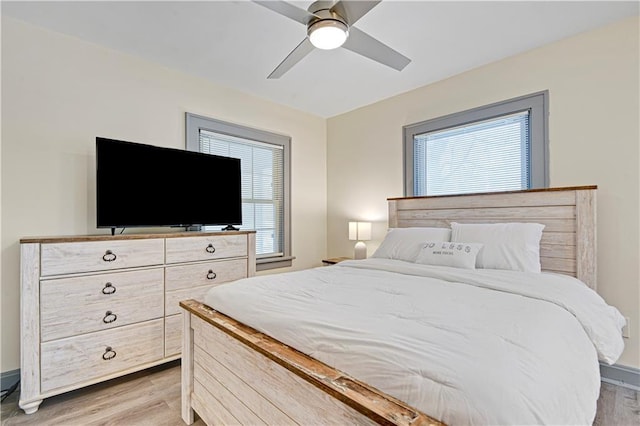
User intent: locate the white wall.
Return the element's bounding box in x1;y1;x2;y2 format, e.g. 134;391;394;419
0;17;327;372
327;17;640;368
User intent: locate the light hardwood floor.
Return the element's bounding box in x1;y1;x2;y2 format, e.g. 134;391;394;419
1;361;204;426
2;360;638;425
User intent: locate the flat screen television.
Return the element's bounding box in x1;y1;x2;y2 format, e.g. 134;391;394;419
96;137;242;233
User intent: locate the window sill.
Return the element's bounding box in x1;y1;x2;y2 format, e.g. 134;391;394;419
256;256;295;272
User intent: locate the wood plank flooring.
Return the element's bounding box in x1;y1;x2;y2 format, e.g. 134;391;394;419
594;381;640;426
2;360;638;425
1;361;204;426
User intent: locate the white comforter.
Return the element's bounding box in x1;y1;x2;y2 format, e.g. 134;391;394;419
204;259;625;425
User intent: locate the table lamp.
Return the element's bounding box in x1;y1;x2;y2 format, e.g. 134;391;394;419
348;221;372;260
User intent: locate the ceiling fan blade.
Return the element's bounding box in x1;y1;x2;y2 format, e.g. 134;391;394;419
342;27;411;71
268;38;315;79
253;0;316;25
331;1;381;25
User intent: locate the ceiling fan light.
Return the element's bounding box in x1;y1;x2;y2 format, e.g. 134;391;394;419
308;20;348;50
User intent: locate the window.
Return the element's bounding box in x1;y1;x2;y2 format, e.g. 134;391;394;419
186;113;292;270
404;91;548;196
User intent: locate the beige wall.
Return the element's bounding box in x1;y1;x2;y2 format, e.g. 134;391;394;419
0;17;327;372
327;17;640;368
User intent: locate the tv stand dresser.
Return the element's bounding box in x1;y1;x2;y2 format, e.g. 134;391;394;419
19;230;255;414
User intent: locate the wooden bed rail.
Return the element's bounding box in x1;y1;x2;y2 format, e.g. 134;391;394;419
180;299;444;426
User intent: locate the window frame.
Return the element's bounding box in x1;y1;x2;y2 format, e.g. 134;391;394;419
403;91;549;197
186;112;293;271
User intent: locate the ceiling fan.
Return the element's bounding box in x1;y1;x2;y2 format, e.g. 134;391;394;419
254;0;411;79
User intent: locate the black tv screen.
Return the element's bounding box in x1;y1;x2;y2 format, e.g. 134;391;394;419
96;137;242;230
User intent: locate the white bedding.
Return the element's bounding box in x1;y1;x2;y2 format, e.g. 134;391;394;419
204;258;625;425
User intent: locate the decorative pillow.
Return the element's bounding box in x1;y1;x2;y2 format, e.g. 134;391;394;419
415;242;483;269
372;227;451;262
450;222;545;273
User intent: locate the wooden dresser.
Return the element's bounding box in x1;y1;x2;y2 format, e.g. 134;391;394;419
19;231;255;414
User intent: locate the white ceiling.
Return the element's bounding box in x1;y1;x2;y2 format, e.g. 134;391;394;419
3;1;638;118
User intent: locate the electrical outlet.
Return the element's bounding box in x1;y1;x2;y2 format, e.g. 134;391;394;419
622;317;630;339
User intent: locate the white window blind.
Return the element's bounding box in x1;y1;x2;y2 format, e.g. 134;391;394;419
199;129;284;258
413;111;530;196
404;92;548;197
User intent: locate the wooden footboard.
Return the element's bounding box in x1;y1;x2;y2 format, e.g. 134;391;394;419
180;300;444;426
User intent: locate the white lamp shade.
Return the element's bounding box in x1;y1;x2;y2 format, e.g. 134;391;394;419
348;221;372;241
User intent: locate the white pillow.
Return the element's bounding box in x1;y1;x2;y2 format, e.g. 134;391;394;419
415;242;483;269
451;222;545;273
372;227;451;262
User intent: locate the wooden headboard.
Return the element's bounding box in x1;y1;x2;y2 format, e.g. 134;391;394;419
388;186;597;290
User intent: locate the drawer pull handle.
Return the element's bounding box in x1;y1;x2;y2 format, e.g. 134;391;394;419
102;250;117;262
102;346;116;361
207;270;217;280
101;283;116;295
103;311;117;324
205;244;216;254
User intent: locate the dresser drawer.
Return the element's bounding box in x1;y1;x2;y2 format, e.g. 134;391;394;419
41;239;164;276
165;235;247;264
165;314;182;357
40;269;164;341
40;319;164;392
165;258;247;292
166;284;223;316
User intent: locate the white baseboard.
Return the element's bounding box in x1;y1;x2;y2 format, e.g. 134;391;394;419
600;363;640;391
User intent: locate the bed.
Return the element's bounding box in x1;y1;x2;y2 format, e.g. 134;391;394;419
180;185;625;425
